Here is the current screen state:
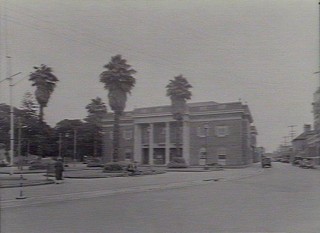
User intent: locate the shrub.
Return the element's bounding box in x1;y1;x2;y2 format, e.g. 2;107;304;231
103;161;131;173
167;157;188;168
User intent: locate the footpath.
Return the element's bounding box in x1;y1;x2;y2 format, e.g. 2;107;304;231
1;164;264;209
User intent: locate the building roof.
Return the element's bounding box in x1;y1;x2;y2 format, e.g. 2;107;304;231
103;101;254;123
293;130;315;141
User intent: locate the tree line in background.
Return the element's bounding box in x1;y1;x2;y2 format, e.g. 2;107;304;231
0;54;193;163
0;96;107;162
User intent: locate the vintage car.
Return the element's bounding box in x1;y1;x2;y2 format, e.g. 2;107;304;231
299;158;314;169
292;156;303;166
261;157;272;168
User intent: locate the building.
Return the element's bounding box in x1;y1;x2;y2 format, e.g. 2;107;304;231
102;101;257;167
292;125;314;157
290;81;320;165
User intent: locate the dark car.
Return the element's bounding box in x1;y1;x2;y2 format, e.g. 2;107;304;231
261;157;272;168
292;157;303;166
86;158;104;167
0;160;9;167
28;158;56;170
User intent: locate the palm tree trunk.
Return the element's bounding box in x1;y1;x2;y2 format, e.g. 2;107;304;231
39;105;44;123
112;111;121;162
175;119;183;157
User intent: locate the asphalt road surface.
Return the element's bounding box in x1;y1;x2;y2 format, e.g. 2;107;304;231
2;163;320;233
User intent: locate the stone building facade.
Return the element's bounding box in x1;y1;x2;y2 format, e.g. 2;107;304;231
102;101;257;166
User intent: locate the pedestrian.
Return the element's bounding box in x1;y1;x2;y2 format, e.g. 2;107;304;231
54;158;64;183
127;162;136;175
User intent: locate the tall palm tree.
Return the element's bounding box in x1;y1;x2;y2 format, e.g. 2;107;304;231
166;75;192;159
100;55;136;162
85;97;107;158
29;64;59;123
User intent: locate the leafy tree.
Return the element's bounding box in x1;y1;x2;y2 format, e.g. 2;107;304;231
166;75;192;158
0;104;12;151
0;103;54;158
29;64;59;123
99;55;136;162
54;119;84;160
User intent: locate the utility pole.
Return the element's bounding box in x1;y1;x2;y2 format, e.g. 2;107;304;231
7;55;14;174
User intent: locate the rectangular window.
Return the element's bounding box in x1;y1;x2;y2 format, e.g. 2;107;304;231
125;149;132;159
161;128;166;135
197;124;209;137
215;126;229;137
123;130;132;140
217;147;227;155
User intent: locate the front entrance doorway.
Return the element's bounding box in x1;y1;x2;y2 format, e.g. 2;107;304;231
142;148;149;165
153;148;165;165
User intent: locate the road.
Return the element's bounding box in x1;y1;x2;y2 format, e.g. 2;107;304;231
1;163;320;233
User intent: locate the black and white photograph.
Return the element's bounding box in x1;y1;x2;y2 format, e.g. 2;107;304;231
0;0;319;232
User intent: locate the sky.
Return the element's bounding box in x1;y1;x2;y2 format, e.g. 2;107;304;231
0;0;318;152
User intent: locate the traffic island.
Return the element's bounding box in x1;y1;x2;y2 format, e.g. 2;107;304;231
0;176;55;188
64;168;166;179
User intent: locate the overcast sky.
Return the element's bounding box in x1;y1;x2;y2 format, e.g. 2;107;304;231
0;0;318;152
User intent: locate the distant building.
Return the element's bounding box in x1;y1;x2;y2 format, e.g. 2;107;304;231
291;82;320;164
102;101;257;167
292;124;314;158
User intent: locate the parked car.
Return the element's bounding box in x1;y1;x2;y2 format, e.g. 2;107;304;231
86;158;104;167
0;160;9;167
299;159;314;169
261;157;272;168
28;158;56;170
292;156;303;166
281;158;290;163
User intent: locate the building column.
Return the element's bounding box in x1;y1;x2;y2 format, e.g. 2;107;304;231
165;122;170;164
182;121;190;165
148;123;154;165
134;124;142;164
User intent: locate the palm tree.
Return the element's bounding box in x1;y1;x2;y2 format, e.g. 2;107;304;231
29;64;59;123
85;97;107;158
100;55;136;162
85;97;107;125
166;75;192;159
